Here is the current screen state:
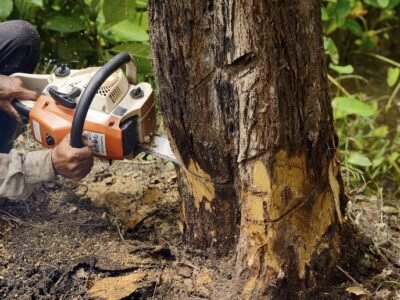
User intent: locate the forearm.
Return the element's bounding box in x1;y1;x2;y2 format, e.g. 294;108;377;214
0;149;56;200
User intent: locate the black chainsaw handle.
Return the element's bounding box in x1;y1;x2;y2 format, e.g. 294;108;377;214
70;52;133;148
48;86;81;109
12;99;31;119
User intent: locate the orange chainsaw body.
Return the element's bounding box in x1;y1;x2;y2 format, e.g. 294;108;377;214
28;92;156;160
29;95;125;159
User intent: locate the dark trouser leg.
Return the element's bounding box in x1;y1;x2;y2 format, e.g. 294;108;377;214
0;112;19;153
0;20;40;153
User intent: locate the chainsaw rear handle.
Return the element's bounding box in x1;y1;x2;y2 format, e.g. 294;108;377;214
70;52;136;148
12;99;31;119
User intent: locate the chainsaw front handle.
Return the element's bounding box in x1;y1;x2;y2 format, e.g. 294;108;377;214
70;52;135;148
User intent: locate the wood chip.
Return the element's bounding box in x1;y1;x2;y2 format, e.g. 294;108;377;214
88;272;146;300
346;285;367;296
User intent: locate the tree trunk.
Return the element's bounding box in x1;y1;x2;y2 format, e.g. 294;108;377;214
148;0;346;298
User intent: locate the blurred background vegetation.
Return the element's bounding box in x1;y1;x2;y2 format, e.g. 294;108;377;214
0;0;399;198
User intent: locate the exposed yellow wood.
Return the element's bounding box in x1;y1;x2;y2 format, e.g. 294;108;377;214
269;151;311;220
184;160;216;211
240;151;338;297
242;276;257;300
283;190;336;278
252;161;271;193
329;150;343;223
177;220;184;233
248;194;264;222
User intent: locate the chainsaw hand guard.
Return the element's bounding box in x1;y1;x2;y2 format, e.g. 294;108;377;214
48;86;81;109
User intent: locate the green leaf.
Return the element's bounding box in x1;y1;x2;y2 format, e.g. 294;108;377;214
372;156;385;168
133;12;148;31
348;152;372;167
43;16;86;33
0;0;13;20
387;67;400;87
57;38;96;61
102;0;136;26
372;126;389;138
335;0;354;26
329;64;354;74
377;0;390;7
136;0;147;9
332;96;376;118
363;0;380;7
103;20;148;42
321;7;329;21
85;0;102;12
14;0;43;20
355;31;379;51
345;20;363;37
111;42;151;59
324;37;339;64
363;0;400;8
388;0;400;9
111;42;153;76
389;151;399;162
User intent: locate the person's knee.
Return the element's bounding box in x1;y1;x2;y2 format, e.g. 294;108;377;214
0;20;41;73
8;20;40;51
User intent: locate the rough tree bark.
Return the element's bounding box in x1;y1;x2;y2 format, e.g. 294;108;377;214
149;0;346;298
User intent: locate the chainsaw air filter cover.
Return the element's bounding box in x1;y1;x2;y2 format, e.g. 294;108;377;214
50;67;128;113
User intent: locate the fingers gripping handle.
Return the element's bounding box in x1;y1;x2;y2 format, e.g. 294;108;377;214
69;52;135;148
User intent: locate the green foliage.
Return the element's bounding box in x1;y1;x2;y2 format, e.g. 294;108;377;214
332;96;376;118
322;0;400;57
1;0;399;196
331;64;400;196
43;16;86;33
103;20;148;42
2;0;152;79
102;0;136;26
387;67;400;87
329;64;355;74
364;0;400;9
0;0;13;20
322;0;400;196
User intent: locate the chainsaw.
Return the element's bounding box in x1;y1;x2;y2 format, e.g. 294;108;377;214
11;52;179;164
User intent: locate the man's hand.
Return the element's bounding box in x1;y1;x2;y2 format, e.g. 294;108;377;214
0;75;38;121
51;134;94;181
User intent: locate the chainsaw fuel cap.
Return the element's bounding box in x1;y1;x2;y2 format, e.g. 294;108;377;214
130;87;144;99
54;64;71;77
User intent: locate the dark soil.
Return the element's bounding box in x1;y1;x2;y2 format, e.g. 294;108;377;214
0;157;234;300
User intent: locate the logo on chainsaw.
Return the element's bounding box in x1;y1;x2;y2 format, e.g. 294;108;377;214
85;132;107;156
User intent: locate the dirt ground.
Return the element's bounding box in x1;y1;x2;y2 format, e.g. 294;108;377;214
0;136;399;299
